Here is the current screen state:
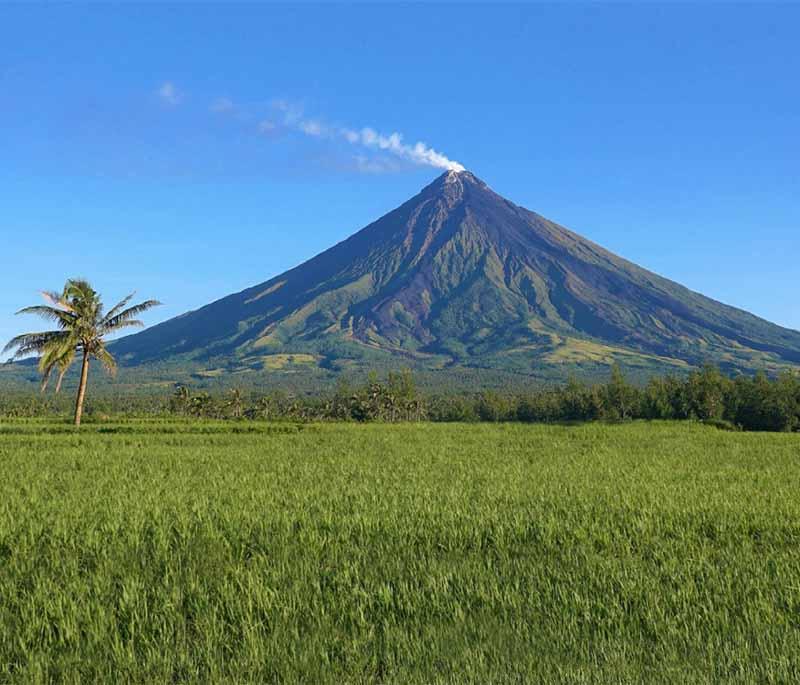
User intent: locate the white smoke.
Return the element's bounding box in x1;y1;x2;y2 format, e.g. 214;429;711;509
341;127;464;172
262;100;464;172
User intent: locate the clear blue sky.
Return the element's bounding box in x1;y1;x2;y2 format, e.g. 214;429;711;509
2;3;798;359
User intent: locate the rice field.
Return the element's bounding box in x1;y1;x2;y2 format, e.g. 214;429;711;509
1;420;799;683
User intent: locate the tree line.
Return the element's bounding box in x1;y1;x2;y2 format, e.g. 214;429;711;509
162;365;800;432
3;365;799;432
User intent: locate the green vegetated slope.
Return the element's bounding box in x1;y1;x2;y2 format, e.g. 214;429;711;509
102;171;800;387
1;421;799;683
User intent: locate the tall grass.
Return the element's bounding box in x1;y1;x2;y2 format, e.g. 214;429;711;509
1;421;799;683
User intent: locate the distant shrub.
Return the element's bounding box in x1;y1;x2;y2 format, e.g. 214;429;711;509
701;418;741;432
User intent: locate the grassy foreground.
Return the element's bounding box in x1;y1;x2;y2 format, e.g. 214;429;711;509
1;421;799;683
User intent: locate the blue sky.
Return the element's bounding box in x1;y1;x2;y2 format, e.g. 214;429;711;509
2;3;798;359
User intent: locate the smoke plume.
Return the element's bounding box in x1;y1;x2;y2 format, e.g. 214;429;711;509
341;127;464;172
263;101;464;172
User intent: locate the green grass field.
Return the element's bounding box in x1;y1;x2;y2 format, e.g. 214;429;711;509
1;421;799;683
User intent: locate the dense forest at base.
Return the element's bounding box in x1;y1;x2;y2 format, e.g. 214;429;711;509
0;354;694;396
1;365;798;433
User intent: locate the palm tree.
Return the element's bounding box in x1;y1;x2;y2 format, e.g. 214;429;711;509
3;279;160;426
170;384;191;415
225;388;245;419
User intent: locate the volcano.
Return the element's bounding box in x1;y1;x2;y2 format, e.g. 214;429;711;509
112;170;800;382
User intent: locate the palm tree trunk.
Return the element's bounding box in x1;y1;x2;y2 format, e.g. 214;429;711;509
74;350;90;427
